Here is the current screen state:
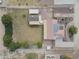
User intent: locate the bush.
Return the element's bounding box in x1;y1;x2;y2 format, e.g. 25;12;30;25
8;42;21;51
5;22;13;36
2;14;12;24
20;41;29;48
22;14;26;18
36;41;42;48
3;35;12;47
68;25;78;36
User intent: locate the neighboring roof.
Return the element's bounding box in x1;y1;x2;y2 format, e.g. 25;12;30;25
28;14;39;21
54;4;74;7
29;9;39;14
54;0;75;4
54;4;74;13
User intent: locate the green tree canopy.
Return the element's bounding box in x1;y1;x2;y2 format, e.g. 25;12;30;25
1;14;12;24
68;25;78;36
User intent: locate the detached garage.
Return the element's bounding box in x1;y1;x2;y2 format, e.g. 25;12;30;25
28;9;43;25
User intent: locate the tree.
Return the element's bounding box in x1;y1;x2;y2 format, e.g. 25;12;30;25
68;25;78;37
1;14;12;24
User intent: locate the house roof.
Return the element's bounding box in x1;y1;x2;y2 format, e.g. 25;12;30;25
29;9;39;14
44;19;65;40
54;0;75;4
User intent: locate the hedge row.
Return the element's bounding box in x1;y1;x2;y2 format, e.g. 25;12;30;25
2;14;20;51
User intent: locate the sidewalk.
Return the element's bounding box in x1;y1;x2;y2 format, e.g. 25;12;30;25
74;0;79;49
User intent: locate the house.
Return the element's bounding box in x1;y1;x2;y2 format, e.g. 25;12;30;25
28;9;43;25
43;19;74;50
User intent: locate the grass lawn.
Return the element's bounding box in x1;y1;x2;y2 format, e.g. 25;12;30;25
21;53;44;59
15;53;44;59
26;53;38;59
8;9;43;45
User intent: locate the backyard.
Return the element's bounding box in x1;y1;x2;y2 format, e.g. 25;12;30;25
8;9;43;46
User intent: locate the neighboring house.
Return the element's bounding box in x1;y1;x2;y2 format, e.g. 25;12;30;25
54;4;74;20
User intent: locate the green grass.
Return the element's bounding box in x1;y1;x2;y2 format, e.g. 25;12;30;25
8;9;43;45
26;53;38;59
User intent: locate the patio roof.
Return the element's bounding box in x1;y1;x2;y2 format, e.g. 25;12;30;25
29;9;39;14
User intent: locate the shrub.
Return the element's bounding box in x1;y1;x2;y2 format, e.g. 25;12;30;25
5;22;13;36
3;35;12;47
36;41;42;48
68;25;78;36
8;42;21;51
2;14;12;24
22;14;26;18
20;41;29;48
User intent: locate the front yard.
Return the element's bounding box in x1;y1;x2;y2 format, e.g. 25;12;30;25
8;9;43;46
